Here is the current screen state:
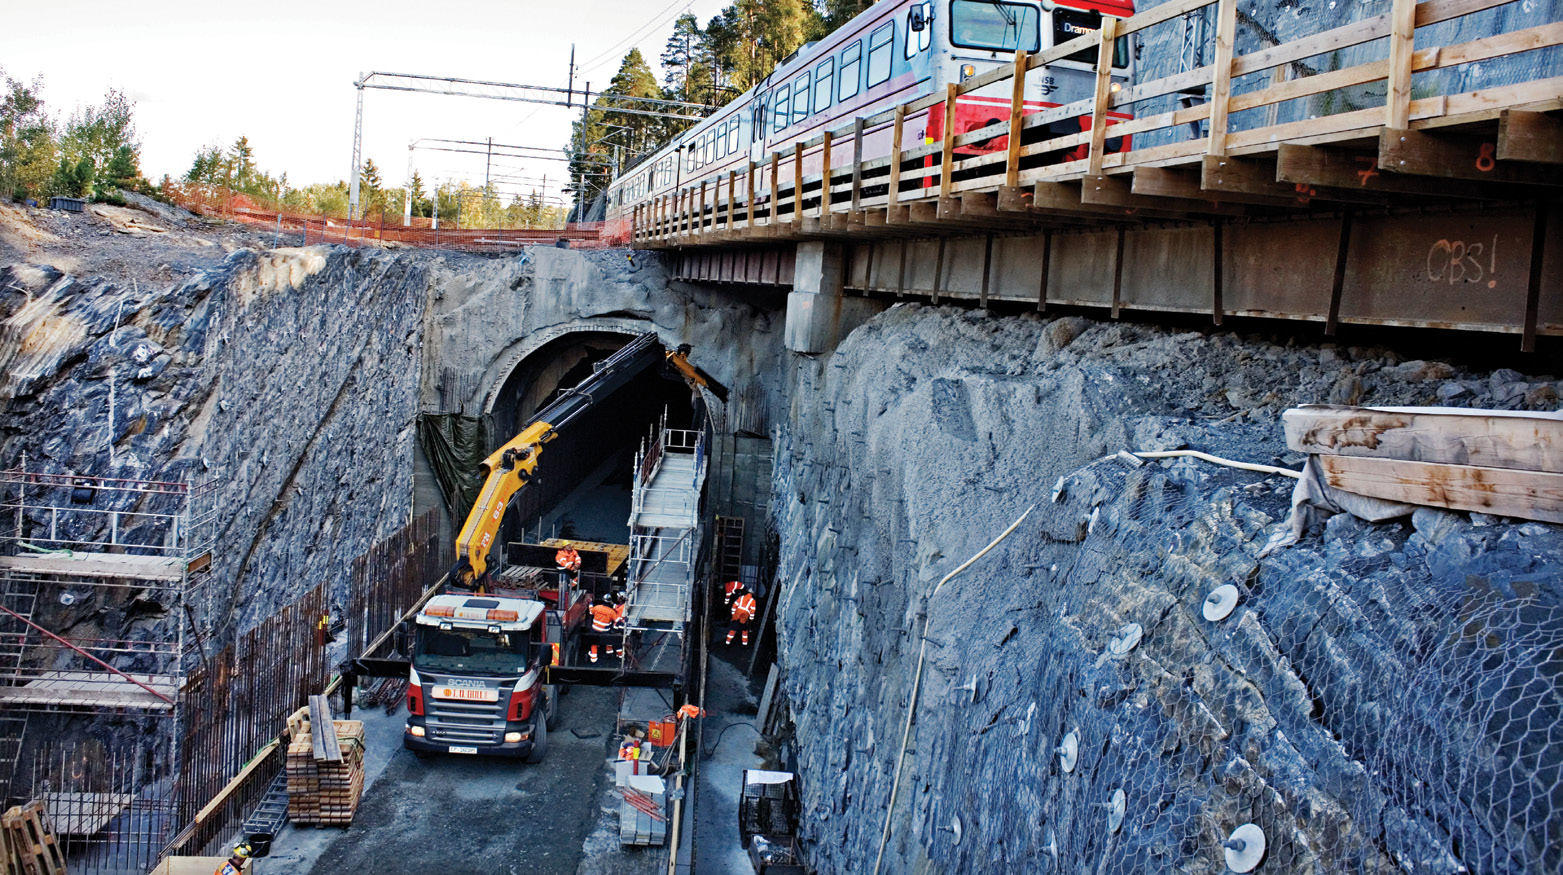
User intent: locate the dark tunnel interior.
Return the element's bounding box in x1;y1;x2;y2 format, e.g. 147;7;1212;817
488;332;700;552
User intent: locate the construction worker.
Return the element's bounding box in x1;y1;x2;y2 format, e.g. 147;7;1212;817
213;841;252;875
589;596;618;663
726;584;757;646
555;541;582;587
723;580;743;607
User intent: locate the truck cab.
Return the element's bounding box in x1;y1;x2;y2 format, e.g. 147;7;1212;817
404;595;557;761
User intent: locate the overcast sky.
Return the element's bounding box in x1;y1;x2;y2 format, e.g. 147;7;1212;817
2;0;729;208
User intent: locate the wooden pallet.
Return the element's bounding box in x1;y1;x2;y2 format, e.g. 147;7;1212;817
2;801;66;875
285;717;366;826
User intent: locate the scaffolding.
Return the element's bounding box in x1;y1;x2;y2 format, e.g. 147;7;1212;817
624;420;706;636
0;468;216;874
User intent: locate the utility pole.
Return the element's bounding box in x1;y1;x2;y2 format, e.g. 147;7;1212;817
567;45;575;107
349;73;366;220
485;136;493;190
404;142;415;227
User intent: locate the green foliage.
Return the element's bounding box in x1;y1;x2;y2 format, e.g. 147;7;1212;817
1;67;57;201
59;88;138;179
407;170;431;218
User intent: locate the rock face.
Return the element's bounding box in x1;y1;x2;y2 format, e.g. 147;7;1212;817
1;246;425;640
768;306;1562;875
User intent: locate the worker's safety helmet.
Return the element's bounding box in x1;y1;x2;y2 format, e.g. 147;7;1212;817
561;540;572;547
232;842;253;859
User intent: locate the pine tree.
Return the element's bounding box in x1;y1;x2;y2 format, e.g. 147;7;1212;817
360;158;383;215
408;170;428;218
103;144;138;190
230;136;257;192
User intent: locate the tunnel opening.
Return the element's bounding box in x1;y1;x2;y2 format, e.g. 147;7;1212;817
487;331;701;550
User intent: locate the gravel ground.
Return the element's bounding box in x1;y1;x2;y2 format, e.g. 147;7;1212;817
0;194;301;287
256;685;617;875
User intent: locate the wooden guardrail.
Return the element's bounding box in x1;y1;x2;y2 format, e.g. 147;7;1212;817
633;0;1560;246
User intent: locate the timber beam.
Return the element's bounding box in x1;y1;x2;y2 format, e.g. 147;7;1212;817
1197;156;1398;206
1083;173;1247;216
1138;164;1303;207
1276;143;1533;199
1497;110;1563;165
1379;128;1563;186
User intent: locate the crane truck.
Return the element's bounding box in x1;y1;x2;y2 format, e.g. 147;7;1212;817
402;333;724;761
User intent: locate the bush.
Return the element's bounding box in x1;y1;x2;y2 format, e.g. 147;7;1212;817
93;189;126;207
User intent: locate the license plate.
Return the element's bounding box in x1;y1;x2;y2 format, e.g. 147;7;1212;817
432;686;499;702
448;746;478;755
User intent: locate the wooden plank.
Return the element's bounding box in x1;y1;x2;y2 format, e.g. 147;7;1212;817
309;694;343;763
1319;454;1563;523
793;143;804;227
1285;406;1563;473
193;740;280;826
1006;50;1028;187
1207;0;1238;157
852;116;865;210
820;130;833;217
1386;0;1417;129
940;84;958;199
1277;143;1523;198
747;161;757;228
1139;163;1301;206
1083;172;1246;215
1498;109;1563;164
889;105;905;209
1379;128;1563;185
1087;17;1121;176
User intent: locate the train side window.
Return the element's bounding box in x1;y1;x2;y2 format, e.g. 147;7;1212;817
793;71;811;125
716;122;727;159
753;101;768;141
916;3;932;52
839;41;862;102
814;58;834;113
703;133;712;165
728;117;742;153
867;23;894;87
774;84;791;131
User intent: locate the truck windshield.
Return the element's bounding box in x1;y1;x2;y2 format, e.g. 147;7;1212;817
415;627;532;675
950;0;1041;52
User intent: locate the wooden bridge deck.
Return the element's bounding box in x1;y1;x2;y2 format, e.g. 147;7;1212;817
632;0;1561;345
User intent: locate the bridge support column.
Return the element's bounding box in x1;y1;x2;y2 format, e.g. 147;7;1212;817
785;242;885;355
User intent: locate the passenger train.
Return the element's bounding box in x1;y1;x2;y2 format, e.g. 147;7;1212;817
603;0;1135;242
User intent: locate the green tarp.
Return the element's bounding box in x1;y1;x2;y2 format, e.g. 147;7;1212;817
417;413;492;526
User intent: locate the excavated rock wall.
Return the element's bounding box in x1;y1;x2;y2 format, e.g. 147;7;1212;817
769;306;1562;875
1;247;425;641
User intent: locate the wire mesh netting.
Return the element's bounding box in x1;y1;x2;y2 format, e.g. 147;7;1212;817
894;451;1560;875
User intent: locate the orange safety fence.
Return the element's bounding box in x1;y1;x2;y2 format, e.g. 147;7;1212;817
165;183;610;252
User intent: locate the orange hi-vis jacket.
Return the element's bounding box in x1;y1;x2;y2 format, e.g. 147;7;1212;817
731;592;757;623
591;603;618;632
556;547;581;571
723;580;742;604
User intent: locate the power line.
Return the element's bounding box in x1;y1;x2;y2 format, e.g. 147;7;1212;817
575;0;692;74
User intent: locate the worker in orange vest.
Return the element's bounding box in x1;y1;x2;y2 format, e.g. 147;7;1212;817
555;541;582;587
589;596;619;663
213;841;252;875
722;580;743;607
726;585;757;646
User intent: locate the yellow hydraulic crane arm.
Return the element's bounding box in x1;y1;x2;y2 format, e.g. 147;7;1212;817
452;421;555;587
665;345;729;402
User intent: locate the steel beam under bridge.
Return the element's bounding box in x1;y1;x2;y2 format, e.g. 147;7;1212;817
665;202;1562;352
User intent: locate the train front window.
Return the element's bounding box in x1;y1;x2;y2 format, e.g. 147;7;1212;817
1052;8;1130;66
950;0;1040;53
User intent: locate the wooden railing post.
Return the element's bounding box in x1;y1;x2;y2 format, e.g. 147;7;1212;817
770;152;781;225
727;171;737;230
1206;0;1237;157
821;130;834;217
940;83;958;199
1006;50;1029;187
698;181;708;236
793;142;804;227
1385;0;1417;130
852;116;865;210
1087;17;1121;177
889;104;905;207
747;160;757;228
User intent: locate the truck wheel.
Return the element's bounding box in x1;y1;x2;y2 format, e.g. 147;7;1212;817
545;685;562;731
526;713;548;764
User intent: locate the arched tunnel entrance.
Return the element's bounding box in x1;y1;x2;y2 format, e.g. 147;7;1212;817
487;331;700;548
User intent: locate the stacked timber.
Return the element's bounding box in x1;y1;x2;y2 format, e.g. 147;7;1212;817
2;800;66;875
285;695;366;826
1283;405;1563;523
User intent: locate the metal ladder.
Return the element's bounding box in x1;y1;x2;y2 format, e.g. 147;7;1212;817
239;768;290;839
715;516;745;584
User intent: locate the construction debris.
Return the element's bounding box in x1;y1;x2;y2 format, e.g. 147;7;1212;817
285;696;366;826
2;801;66;875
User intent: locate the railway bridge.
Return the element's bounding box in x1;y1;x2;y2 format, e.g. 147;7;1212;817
629;0;1561;354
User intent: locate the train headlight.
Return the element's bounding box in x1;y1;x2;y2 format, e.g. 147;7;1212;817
960;64;976;81
1110;82;1122;93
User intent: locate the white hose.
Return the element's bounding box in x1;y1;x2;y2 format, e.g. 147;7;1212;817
1131;449;1301;479
871;505;1034;875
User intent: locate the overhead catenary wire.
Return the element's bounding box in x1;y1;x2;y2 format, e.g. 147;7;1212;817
576;0;695;76
871;505;1035;875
